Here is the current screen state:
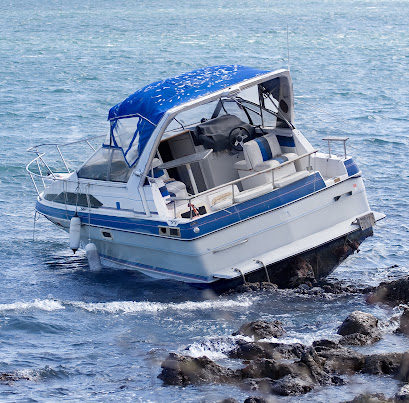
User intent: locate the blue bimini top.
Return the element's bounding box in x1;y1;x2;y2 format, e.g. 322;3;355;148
107;65;269;166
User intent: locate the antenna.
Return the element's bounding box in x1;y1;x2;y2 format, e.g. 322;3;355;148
286;24;290;71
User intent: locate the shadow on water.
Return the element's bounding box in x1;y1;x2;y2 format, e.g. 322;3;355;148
40;250;207;304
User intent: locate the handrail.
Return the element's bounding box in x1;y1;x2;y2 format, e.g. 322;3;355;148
166;149;318;219
27;134;106;152
322;137;349;159
181;149;317;201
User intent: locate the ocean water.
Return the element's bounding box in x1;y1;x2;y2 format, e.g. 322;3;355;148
1;0;408;401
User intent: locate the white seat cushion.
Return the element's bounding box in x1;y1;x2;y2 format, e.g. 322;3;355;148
274;171;310;188
166;180;188;198
234;183;274;203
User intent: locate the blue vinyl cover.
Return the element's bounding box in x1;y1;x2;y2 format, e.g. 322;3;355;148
107;65;269;165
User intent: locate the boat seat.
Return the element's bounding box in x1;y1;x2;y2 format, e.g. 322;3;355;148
234;133;302;190
151;158;188;201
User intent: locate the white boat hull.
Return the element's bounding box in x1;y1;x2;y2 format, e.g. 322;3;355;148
37;174;381;287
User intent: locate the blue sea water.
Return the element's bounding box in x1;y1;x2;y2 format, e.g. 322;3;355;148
0;0;408;401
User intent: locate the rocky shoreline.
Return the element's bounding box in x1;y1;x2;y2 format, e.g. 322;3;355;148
158;275;409;402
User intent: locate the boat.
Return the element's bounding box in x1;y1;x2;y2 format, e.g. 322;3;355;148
27;65;384;289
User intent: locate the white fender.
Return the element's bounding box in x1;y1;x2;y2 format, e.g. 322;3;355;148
85;243;102;272
69;216;81;253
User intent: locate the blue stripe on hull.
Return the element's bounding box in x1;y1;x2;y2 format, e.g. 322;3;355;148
100;254;210;281
36;172;325;240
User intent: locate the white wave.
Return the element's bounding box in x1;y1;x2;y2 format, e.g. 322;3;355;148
68;296;253;314
0;296;254;315
0;299;65;312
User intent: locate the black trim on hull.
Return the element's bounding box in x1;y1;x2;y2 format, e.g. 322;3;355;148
191;227;374;292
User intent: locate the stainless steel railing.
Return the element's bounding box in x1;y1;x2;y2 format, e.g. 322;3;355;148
167;149;318;219
26;135;105;195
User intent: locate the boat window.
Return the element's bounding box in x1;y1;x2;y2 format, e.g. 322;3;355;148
44;192;103;208
163;100;219;135
77;147;132;182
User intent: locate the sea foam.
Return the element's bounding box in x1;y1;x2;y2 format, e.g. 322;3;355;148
0;296;253;314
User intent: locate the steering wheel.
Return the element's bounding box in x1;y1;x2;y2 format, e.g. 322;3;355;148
228;126;251;151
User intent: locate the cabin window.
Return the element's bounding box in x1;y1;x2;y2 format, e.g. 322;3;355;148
77;147;132;182
44;192;103;208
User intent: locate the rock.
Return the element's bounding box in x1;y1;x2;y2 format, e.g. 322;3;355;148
233;320;285;341
337;311;381;345
398;353;409;382
241;358;315;385
367;276;409;306
338;311;379;336
362;352;405;376
243;397;268;403
218;399;239;403
396;383;409;401
270;375;314;396
347;393;393;403
0;372;29;384
158;353;240;386
228;340;305;361
399;308;409;335
340;333;382;346
312;339;340;352
317;347;365;374
288;257;315;288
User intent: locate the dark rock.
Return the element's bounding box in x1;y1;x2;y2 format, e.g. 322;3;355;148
299;347;330;384
347;393;393;403
337;311;381;345
241;358;315;384
340;333;382;346
312;339;340;352
362;352;405;376
243;397;268;403
367;276;409;306
288;257;315;288
400;308;409;335
338;311;380;336
270;374;314;396
396;383;409;401
233;320;285;341
218;399;239;403
228;340;305;361
158;353;241;386
0;372;29;383
318;347;365;374
398;353;409;382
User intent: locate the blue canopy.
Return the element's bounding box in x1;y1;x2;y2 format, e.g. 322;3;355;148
107;65;269;166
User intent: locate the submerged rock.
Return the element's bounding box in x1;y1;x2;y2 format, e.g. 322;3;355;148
337;311;381;345
367;276;409;306
0;372;29;384
347;393;393;403
233;320;285;341
158;353;240;386
243;397;268;403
